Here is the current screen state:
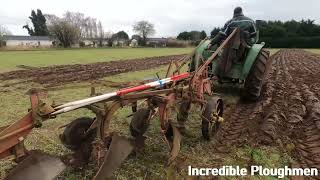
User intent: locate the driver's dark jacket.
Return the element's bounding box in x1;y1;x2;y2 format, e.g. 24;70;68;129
221;15;258;45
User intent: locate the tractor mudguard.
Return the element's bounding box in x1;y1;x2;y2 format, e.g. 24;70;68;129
240;43;265;80
189;39;211;72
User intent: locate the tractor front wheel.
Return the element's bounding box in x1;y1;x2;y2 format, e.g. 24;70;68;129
243;49;269;101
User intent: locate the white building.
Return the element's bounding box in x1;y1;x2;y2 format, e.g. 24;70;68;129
81;38;109;47
129;39;138;47
2;35;53;48
146;38;168;47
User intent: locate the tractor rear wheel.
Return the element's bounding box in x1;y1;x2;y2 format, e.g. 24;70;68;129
201;97;224;140
243;49;269;101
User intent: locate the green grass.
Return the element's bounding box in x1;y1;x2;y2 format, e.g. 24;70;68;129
304;49;320;54
0;47;280;73
267;49;280;55
223;146;292;180
0;48;192;72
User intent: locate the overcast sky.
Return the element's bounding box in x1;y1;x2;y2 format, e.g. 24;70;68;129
1;0;319;37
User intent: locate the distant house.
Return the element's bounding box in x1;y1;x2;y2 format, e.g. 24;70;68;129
82;38;109;47
2;35;53;48
129;39;138;47
146;38;168;47
112;39;127;47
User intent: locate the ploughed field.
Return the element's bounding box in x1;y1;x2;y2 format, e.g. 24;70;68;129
213;49;320;174
1;49;320;179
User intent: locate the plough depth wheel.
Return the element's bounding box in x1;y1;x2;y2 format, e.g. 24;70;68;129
201;97;224;140
60;117;95;150
130;108;151;137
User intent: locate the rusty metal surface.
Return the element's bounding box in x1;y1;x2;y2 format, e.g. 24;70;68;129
0;92;42;160
4;151;65;180
168;126;182;165
0;112;33;155
190;28;238;102
94;135;134;180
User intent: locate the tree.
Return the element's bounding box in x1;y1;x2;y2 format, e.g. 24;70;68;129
132;34;142;45
0;25;11;36
210;27;221;37
46;14;80;47
133;21;155;45
23;9;49;36
45;12;104;47
56;12;101;39
255;19;320;48
177;31;191;40
112;31;129;40
200;30;207;40
97;21;105;47
177;31;202;41
0;25;12;47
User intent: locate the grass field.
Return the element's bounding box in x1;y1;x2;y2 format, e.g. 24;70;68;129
0;48;193;72
0;48;281;73
268;48;279;55
304;49;320;54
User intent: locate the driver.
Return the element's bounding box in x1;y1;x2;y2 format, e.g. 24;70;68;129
208;7;258;48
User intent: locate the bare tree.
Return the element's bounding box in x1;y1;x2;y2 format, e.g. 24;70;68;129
0;25;12;47
86;18;97;38
97;21;105;46
63;11;85;37
0;25;11;36
133;21;155;45
55;12;100;39
45;14;81;47
45;14;59;26
83;17;90;38
45;12;104;47
92;19;98;38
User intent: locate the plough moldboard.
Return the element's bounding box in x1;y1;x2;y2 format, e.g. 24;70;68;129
0;30;238;180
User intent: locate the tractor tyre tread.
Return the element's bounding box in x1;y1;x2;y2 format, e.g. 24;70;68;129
243;49;269;101
201;97;223;140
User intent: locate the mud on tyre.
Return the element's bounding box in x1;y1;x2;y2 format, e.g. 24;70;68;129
243;49;270;101
201;97;224;140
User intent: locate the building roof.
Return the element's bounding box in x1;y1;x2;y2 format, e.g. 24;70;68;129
2;35;51;41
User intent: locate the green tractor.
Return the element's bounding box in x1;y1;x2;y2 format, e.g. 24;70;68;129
189;28;270;101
